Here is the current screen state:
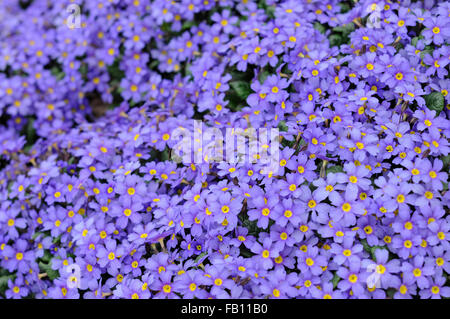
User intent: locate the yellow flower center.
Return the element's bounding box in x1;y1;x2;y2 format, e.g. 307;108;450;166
376;264;385;274
272;288;280;297
124;209;132;217
306;258;314;266
127;187;135;195
300;225;309;232
399;285;408;294
431;286;440;294
342;203;351;212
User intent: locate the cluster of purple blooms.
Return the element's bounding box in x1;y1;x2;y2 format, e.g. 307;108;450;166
0;0;449;299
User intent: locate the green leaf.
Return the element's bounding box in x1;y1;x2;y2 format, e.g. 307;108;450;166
326;165;344;174
420;49;434;61
40;250;53;263
241;216;260;237
412;35;425;47
258;70;271;84
161;22;172;33
0;273;16;291
338;2;351;13
32;231;45;240
107;59;125;79
231;68;252;82
181;20;195;31
442;155;450;168
314;22;326;34
361;239;371;254
331;272;341;289
424;91;444;114
361;239;387;260
79;63;88;77
51;66;65;81
184;63;192;77
386;288;397;298
194;252;208;264
38;261;60;280
239;246;254;258
369;246;387;260
277;121;288;132
149;60;159;70
329;34;343;47
265;5;275;19
52;235;62;244
230;81;251;99
333;23;355;37
26;119;36;142
160;147;170;162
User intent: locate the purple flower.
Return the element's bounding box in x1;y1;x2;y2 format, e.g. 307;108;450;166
361;249;401;289
401;255;434;289
329;187;365;227
250;235;283;270
96;239;125;274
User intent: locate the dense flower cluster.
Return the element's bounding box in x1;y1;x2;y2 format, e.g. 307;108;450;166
0;0;449;299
